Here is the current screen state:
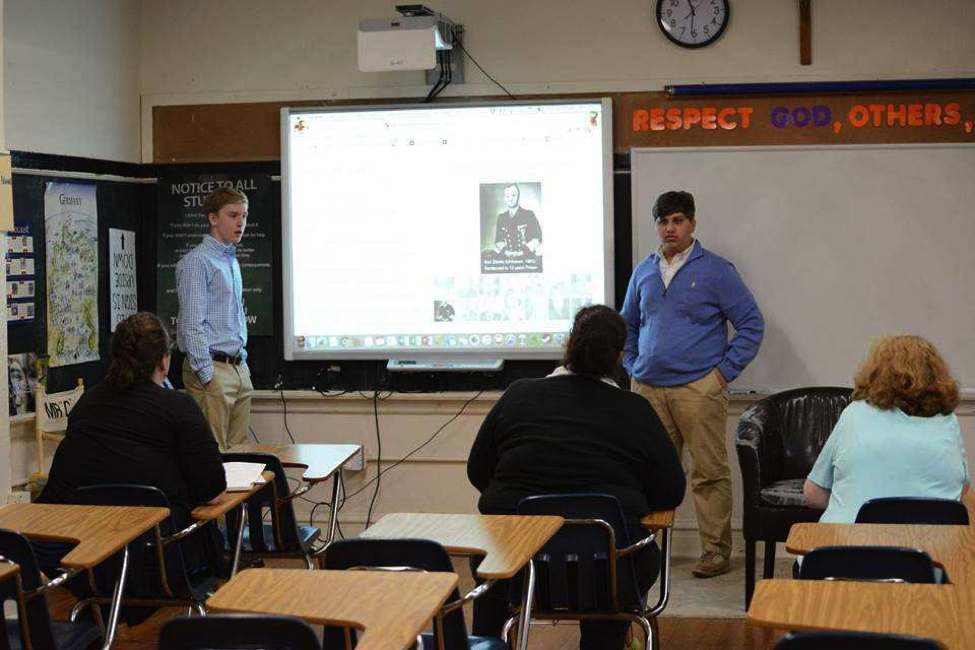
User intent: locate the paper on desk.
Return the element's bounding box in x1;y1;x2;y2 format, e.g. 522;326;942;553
223;462;267;491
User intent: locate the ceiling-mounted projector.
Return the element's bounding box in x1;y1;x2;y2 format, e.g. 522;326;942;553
358;15;453;72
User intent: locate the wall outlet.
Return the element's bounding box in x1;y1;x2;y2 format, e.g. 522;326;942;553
6;491;31;504
344;447;366;472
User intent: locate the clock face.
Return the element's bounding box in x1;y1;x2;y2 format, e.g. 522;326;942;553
656;0;729;49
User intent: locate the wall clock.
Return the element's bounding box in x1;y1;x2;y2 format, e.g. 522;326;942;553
656;0;729;49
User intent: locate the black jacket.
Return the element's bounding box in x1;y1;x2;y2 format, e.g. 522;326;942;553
467;374;685;533
37;380;226;526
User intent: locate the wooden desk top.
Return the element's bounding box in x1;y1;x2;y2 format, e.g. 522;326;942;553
230;444;360;484
787;522;975;583
0;503;168;570
641;510;675;530
207;569;458;650
749;579;975;649
0;563;20;584
361;513;564;579
191;471;275;521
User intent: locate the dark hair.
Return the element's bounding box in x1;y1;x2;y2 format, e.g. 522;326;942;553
562;305;627;377
106;312;172;389
653;190;695;221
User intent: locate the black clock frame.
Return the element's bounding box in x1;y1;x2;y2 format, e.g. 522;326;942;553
655;0;730;49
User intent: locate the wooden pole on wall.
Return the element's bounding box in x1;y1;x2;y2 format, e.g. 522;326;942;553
799;0;812;65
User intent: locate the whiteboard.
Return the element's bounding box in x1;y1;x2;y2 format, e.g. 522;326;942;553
631;144;975;391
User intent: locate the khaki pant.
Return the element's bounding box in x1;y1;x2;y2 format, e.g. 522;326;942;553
183;357;254;451
633;372;732;558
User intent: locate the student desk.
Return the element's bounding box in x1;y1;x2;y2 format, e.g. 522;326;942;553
361;513;563;650
749;579;975;648
786;522;975;583
0;503;169;650
191;470;275;577
229;443;361;546
207;568;458;650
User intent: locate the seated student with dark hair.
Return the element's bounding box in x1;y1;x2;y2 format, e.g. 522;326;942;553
37;312;227;568
467;305;686;650
804;334;969;521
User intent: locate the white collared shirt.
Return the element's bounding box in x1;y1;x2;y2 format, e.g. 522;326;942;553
547;365;619;388
657;239;696;289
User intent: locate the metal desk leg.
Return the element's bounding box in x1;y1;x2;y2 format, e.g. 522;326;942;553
100;545;130;650
515;560;536;650
229;503;247;578
325;473;341;545
646;528;672;617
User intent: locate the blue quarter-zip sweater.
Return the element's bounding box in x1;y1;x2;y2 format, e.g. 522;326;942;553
621;242;764;387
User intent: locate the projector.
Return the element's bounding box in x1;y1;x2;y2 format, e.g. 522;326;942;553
358;16;452;72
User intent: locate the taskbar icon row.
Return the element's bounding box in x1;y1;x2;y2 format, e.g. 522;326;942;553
295;332;566;350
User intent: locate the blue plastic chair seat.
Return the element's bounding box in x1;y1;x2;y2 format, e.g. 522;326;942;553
232;524;321;553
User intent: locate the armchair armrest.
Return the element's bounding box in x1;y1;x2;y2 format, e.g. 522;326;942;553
735;399;784;503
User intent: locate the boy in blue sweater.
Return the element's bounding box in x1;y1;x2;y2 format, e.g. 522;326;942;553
621;190;764;577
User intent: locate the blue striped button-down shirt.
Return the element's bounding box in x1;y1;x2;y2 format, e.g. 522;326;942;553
176;235;248;384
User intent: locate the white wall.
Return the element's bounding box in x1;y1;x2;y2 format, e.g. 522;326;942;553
4;0;141;162
139;1;975;102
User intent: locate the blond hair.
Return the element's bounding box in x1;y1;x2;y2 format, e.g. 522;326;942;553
203;187;248;218
851;335;959;417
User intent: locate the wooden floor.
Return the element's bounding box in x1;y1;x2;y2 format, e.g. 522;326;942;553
49;589;786;650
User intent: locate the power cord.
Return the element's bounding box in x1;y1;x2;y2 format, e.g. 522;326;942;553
452;38;516;99
279;385;296;443
365;391;382;528
341;390;485;503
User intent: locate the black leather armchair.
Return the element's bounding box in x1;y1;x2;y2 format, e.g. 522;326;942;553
735;386;852;607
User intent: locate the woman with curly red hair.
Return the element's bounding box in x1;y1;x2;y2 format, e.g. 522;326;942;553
804;335;970;522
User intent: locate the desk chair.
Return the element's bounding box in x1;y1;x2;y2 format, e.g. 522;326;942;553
504;494;664;650
160;614;322;650
735;386;852;607
323;538;505;650
0;529;101;650
30;380;84;487
220;452;325;569
855;497;970;525
797;546;938;583
775;631;940;649
70;485;220;619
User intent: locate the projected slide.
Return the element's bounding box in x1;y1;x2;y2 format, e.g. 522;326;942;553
281;100;613;360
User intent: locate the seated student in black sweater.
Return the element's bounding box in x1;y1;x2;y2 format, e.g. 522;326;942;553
467;305;685;650
37;312;227;570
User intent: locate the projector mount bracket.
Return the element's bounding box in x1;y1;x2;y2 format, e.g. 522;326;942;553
395;4;464;101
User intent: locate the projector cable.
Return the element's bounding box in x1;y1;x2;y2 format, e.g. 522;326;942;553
452;38;516;100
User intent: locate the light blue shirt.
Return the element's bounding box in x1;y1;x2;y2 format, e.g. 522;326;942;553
808;400;970;523
176;235;248;384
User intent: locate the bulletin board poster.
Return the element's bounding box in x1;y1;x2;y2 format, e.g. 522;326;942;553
6;219;36;324
109;228;137;331
156;174;273;336
44;182;99;367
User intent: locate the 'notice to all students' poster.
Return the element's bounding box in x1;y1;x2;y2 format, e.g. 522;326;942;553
155;174;273;336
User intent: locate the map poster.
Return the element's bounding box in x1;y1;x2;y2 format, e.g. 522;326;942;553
44;182;99;367
109;228;137;331
156;174;273;335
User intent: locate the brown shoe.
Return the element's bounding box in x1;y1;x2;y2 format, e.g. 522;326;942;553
692;552;730;578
